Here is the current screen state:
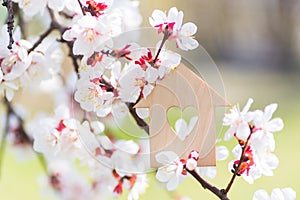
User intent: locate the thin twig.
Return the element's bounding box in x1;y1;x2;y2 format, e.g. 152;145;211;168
58;38;81;74
224;131;253;193
2;0;15;49
126;102;149;134
77;0;86;15
27;26;54;53
58;11;74;19
187;169;229;200
153;26;170;64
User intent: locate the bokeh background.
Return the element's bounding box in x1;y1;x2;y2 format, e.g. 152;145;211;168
0;0;300;199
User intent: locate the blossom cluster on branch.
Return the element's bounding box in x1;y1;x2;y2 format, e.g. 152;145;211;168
0;0;296;200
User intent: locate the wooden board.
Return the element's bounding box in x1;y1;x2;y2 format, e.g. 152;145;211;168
135;63;229;168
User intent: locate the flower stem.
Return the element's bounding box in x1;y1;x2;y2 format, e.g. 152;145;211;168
187;169;229;200
153;26;170;64
77;0;86;15
27;26;54;53
224;132;253;194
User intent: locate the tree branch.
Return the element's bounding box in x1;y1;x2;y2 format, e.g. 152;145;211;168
27;26;54;53
224;131;253;194
77;0;86;15
47;8;82;74
0;100;48;175
126;102;149;134
153;27;170;64
2;0;15;49
187;169;229;200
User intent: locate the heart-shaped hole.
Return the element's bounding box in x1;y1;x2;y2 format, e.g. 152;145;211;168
167;106;199;141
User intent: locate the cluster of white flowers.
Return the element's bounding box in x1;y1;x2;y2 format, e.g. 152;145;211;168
0;25;61;101
64;6;198;120
223;98;284;183
253;188;296;200
25;104;148;199
223;99;295;200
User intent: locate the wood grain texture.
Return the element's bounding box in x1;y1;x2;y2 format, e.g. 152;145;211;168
135;63;229;168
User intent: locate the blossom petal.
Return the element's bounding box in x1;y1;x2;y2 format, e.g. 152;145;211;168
186;158;197;170
166;174;179;191
216;146;229;161
270;188;285;200
281;188;296;200
136;108;149;119
264;154;279;175
181;22;197;36
115;140;139;154
48;0;64;11
90;121;105;134
175;118;188;140
253;190;270;200
73;38;91;56
197;166;216;179
236;121;251;140
156;168;173;182
265;118;284;132
155;151;178;165
264;103;278;122
149;10;166;27
143;84;154;99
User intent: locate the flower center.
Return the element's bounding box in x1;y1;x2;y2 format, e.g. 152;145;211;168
84;28;96;41
1;53;18;75
135;78;145;87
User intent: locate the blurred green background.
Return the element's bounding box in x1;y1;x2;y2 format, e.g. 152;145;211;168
1;0;300;199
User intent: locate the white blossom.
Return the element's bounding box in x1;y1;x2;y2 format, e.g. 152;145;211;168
175;22;199;51
118;62;159;103
149;7;199;51
31;105;82;160
155;151;186;191
111;0;141;29
12;0;47;17
223;98;254;141
74;74;114;117
149;7;183;34
63;15;112;56
253;188;296;200
250;103;284;152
